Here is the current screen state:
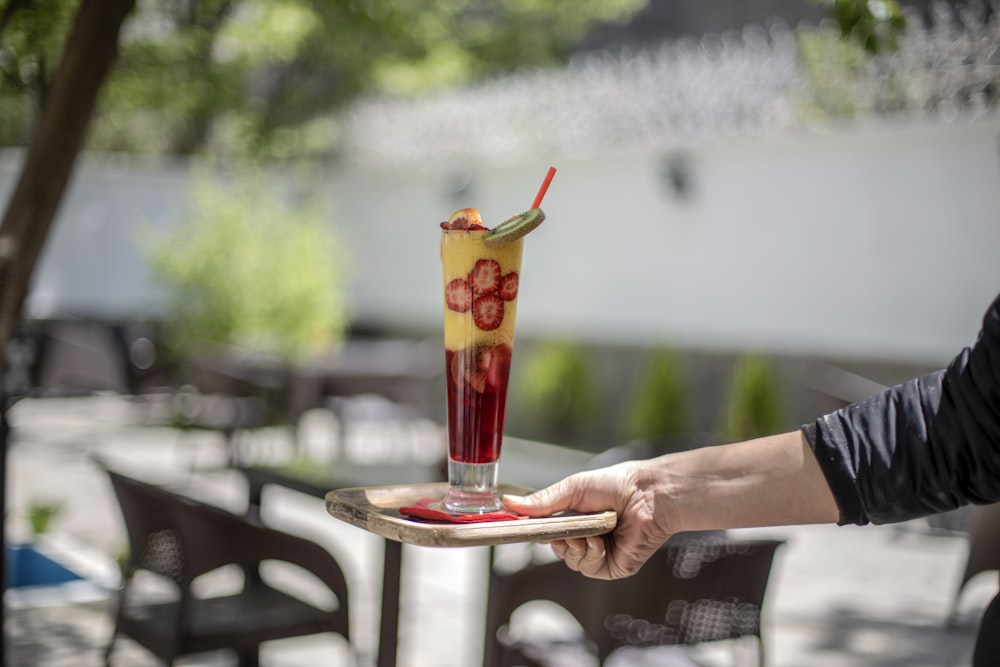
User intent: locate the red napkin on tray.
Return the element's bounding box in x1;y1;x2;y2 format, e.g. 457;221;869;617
399;497;526;523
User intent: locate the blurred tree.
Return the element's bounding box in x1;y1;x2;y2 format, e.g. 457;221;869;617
0;0;136;637
0;0;80;146
821;0;906;54
0;0;135;372
2;0;648;158
798;0;908;120
797;27;869;119
0;0;647;385
145;166;348;363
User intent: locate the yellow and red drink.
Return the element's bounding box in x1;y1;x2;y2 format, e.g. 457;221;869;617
436;169;552;513
439;210;526;512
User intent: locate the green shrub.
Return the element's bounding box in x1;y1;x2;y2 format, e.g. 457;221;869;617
27;500;63;538
518;341;597;436
721;354;783;442
622;347;687;444
146;165;348;363
797;27;869;120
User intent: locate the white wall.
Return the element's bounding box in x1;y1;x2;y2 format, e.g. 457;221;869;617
4;116;999;365
330;116;1000;365
0;154;190;319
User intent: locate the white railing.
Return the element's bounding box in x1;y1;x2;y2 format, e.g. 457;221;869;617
342;1;1000;167
865;1;1000;115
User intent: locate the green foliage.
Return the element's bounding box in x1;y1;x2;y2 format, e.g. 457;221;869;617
622;347;687;443
3;0;914;158
822;0;906;55
368;0;647;97
720;354;783;442
115;544;131;577
799;1;907;121
798;0;915;122
0;0;647;157
797;27;870;120
146;166;348;363
0;0;80;145
518;341;597;435
27;499;64;538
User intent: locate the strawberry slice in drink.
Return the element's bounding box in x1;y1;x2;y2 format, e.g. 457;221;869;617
473;295;504;331
450;343;489;393
485;343;512;389
470;259;501;296
498;272;518;301
448;343;513;395
444;207;488;231
445;278;473;313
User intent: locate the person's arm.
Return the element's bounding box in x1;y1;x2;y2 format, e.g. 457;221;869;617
507;291;1000;579
665;430;840;530
504;430;838;580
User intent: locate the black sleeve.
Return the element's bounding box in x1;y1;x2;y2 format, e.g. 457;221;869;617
802;291;1000;526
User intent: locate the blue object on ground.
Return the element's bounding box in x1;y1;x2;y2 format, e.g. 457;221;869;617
5;543;83;588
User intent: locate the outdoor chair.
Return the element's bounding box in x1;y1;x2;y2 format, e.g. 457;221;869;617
483;538;784;667
103;466;354;666
950;501;1000;624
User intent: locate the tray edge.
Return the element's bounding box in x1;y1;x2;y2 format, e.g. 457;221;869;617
326;487;616;547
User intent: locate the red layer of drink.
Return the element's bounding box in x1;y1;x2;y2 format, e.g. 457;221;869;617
444;343;512;464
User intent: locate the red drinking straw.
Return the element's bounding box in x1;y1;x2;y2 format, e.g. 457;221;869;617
531;166;557;209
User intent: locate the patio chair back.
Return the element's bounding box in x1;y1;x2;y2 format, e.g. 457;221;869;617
950;501;1000;623
483;538;784;667
103;467;353;666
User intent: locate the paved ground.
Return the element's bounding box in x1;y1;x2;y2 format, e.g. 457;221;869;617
3;394;995;666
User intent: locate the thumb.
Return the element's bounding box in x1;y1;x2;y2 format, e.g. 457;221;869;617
503;478;579;517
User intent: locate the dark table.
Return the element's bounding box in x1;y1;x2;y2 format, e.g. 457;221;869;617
237;436;593;667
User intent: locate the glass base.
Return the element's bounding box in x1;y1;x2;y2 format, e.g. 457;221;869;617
441;459;501;513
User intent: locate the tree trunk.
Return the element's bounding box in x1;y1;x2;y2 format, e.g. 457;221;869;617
0;0;136;377
0;0;136;622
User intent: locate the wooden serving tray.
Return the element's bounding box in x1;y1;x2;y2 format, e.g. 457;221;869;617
325;482;617;547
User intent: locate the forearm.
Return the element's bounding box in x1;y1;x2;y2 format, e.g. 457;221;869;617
661;430;840;533
507;429;841;579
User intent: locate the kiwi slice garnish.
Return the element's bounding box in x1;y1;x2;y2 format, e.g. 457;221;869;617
482;208;545;248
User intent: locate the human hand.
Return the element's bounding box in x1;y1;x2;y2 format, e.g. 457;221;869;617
503;460;676;580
